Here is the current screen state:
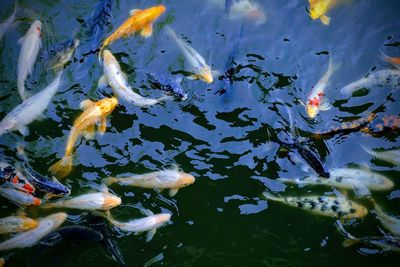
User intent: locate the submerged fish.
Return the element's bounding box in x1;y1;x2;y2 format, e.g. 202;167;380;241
99;50;171;107
0;162;35;193
0;215;38;234
17;20;42;100
0;212;67;252
278;168;393;195
380;51;400;66
361;145;400;166
0;187;41;206
372;200;400;236
41;39;79;71
305;58;336;118
340;69;400;95
22;163;70;199
278;139;330;178
103;211;170;242
48;97;118;179
89;215;126;266
226;0;266;24
82;0;113;52
343;235;400;253
262;192;368;219
41;192;121;210
103;169;195;196
99;5;166;58
38;225;103;247
166;26;214;84
147;73;187;100
0;72;62;137
0;1;18;40
309;0;337;25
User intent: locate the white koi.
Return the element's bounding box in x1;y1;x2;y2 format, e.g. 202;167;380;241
17;20;42;100
373;200;400;236
0;72;62;137
361;145;400;166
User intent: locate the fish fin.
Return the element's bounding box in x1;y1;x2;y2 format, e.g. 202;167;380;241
169;188;179;197
17;36;24;45
102;177;117;186
211;70;221;77
342;239;359;247
319;101;331;111
97;75;108;89
146;229;156;242
40;232;62;246
262;191;278;202
99;183;109;193
79;99;94;110
141;24;153;38
48;155;72;179
141;208;154;217
320;15;330;25
187;74;201;81
298;99;306;106
83;125;96;140
18;126;29;136
43;193;55;200
360;144;375;157
351;180;371;197
129;9;142;16
98;116;107;135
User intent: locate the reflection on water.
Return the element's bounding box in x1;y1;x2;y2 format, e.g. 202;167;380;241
0;0;400;266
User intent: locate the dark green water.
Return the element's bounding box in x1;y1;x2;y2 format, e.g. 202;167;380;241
1;0;400;266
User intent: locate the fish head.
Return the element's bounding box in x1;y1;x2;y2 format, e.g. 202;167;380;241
31;20;42;35
22;218;39;230
200;67;214;84
102;49;117;66
155;213;171;225
47;212;68;226
146;5;166;20
343;203;368;219
309;1;329;20
98;97;118;115
306;98;319;118
177;172;195;188
102;193;121;210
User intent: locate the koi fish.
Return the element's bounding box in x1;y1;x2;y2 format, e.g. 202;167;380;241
41;39;79;71
0;187;41;206
0;0;18;40
340;69;400;95
0;257;3;267
343;235;400;253
38;226;103;247
99;5;166;59
262;192;367;219
0;72;62;137
81;0;113;52
103;168;195;197
380;51;400;66
41;192;121;211
165;26;214;83
99;50;171;107
278;168;394;196
0;162;35;193
17;20;42;100
372;200;400;236
0;212;67;252
147;72;187;100
361;145;400;166
309;0;337;25
0;215;38;234
305;58;336;118
48;97;118;179
226;0;266;24
89;215;126;266
101;210;170;242
278;139;330;178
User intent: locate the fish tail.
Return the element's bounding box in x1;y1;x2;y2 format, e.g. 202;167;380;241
18;80;26;100
48;155;72;179
342;239;359;248
102;177;117;186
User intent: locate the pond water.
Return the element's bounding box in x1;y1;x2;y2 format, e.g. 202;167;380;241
0;0;399;266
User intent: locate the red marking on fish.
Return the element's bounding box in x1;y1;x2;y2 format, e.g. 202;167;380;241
12;176;19;184
309;97;319;107
23;184;34;193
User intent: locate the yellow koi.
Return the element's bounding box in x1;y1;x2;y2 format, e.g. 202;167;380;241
49;97;118;178
309;0;336;25
99;5;166;59
0;215;38;234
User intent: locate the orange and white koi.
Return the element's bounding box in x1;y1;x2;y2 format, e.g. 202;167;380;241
305;58;336;118
165;26;214;83
99;5;166;60
48;97;118;179
0;187;41;206
41;192;121;211
0;215;38;234
0;212;67;252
